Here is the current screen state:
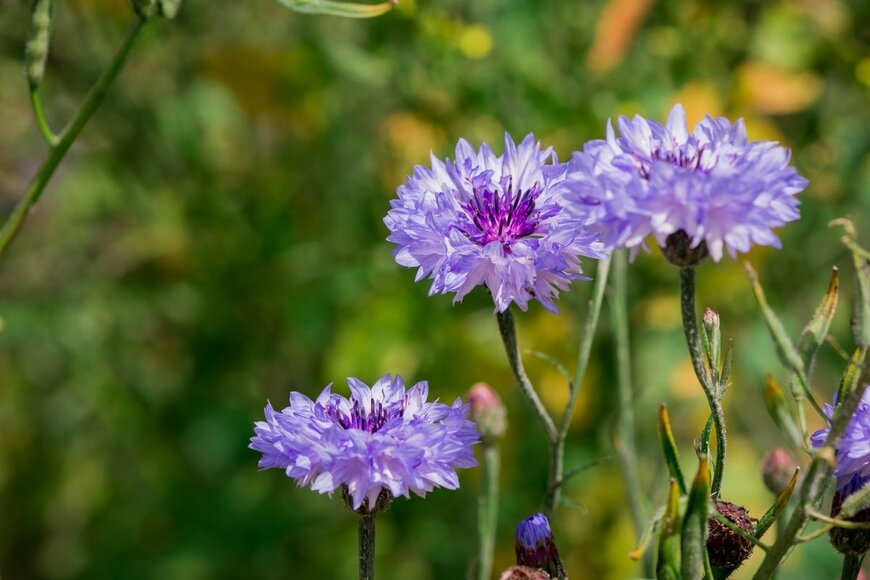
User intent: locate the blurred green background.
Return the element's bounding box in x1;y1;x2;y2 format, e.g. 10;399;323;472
1;0;869;578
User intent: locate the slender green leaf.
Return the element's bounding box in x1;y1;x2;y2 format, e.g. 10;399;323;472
755;467;800;538
764;375;804;449
274;0;396;17
656;479;682;580
681;456;711;580
659;404;688;494
831;218;870;347
698;414;714;457
527;350;572;393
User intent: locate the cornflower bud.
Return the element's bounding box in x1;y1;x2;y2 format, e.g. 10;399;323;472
515;513;565;579
761;448;797;495
467;382;507;444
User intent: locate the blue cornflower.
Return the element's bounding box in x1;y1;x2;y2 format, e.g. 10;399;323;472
561;104;807;262
811;387;870;493
251;374;480;511
385;134;605;313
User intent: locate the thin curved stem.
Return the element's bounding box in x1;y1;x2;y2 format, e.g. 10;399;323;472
495;308;559;515
679;267;726;498
0;17;146;261
560;255;611;435
495;308;558;444
29;89;58;147
611;250;645;538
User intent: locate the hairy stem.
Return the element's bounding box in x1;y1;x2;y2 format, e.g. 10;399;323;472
611;250;645;537
680;267;726;498
358;513;375;580
0;17;146;261
495;308;559;515
477;444;500;580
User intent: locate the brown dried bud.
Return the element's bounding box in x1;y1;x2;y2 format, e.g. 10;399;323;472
831;489;870;556
467;382;507;443
762;448;797;495
706;500;754;573
662;230;709;267
498;566;552;580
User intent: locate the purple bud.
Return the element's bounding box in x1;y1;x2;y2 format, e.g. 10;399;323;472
761;448;797;495
467;382;507;443
515;514;565;578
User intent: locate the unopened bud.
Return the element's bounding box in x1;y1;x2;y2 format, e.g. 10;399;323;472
25;0;53;90
831;481;870;557
706;500;755;573
762;448;797;495
703;308;719;331
662;230;708;267
498;566;551;580
467;382;506;443
515;513;565;579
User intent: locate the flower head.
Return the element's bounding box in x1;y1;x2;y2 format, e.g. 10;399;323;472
515;513;565;578
467;382;507;443
385;134;605;313
811;387;870;492
251;374;480;511
562;104;807;262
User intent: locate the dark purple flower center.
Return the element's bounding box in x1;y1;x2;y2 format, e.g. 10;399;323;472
637;145;708;179
458;180;554;249
326;398;404;433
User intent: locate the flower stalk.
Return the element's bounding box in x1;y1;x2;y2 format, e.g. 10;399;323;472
0;16;147;262
478;444;500;580
359;513;376;580
611;249;645;537
679;266;726;498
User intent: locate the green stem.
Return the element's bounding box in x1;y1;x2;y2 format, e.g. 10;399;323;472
29;89;58;146
495;308;561;516
679;267;726;498
0;17;146;261
611;250;645;538
753;373;870;579
358;513;375;580
495;308;558;445
841;554;864;580
477;444;499;580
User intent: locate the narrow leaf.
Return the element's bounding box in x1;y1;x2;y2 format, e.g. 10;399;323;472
681;456;711;580
698;414;714;457
631;504;665;562
764;375;804;448
274;0;396;17
744;261;806;376
659;404;688;494
656;479;682;580
755;468;800;538
836;347;868;403
527;350;572;393
831;218;870;348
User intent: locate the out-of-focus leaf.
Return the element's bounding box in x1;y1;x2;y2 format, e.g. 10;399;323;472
755;467;799;538
273;0;396;18
586;0;655;73
656;479;682;580
831;218;870;348
736;62;823;114
658;404;687;494
764;374;804;448
836;347;868;403
680;456;711;580
796;267;839;370
744;261;805;376
25;0;52;90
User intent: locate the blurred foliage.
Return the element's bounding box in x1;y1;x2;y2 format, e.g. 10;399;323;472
0;0;869;578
